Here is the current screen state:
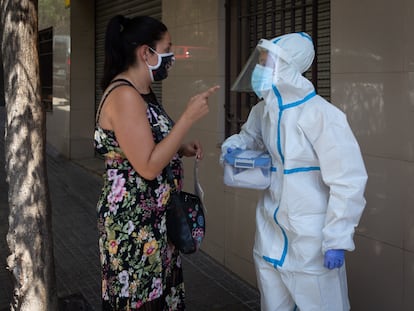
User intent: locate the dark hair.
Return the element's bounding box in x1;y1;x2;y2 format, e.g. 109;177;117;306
101;15;168;90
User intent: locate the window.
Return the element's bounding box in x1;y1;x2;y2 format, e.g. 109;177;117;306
38;27;53;111
53;35;71;100
225;0;330;136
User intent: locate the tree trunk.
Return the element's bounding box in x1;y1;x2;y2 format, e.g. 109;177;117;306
0;0;58;310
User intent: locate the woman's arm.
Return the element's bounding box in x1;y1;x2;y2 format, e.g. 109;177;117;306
102;85;219;179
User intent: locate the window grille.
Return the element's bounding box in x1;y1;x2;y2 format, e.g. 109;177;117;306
38;27;53;112
225;0;330;136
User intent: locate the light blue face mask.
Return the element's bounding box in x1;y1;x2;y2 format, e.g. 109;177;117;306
251;64;273;98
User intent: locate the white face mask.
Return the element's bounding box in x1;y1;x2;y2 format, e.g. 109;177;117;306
146;47;175;82
251;64;273;98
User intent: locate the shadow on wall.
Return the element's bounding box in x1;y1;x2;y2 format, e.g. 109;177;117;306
334;81;385;138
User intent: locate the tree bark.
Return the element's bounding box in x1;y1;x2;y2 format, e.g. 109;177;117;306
0;0;58;310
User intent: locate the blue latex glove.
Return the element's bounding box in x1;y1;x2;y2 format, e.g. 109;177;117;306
324;249;345;269
227;147;241;153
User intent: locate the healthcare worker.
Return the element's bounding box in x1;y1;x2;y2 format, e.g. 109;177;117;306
221;32;368;311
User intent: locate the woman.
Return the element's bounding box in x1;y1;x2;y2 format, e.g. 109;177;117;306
94;15;219;310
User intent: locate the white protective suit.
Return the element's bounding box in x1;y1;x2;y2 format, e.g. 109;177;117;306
221;33;368;311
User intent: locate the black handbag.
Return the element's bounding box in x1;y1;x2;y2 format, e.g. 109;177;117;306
165;161;206;254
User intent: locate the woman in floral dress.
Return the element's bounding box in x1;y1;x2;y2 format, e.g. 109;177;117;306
94;15;219;310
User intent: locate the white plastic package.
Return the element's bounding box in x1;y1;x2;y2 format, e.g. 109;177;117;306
223;149;272;190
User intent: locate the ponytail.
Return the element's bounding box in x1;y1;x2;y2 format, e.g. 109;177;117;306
101;15;168;90
101;15;126;90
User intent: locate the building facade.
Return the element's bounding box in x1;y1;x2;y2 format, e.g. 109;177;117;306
39;0;414;310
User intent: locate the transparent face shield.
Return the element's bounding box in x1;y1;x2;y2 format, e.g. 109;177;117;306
230;39;291;98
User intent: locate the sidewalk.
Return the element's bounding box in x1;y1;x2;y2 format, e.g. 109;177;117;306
0;107;260;310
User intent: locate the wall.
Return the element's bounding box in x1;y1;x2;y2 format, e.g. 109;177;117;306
40;0;95;160
39;0;71;156
162;0;260;286
331;0;414;310
165;1;414;309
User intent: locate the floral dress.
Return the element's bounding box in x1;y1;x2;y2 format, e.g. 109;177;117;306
94;80;185;311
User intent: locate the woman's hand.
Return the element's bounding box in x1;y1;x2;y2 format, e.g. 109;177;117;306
179;140;203;159
182;85;220;124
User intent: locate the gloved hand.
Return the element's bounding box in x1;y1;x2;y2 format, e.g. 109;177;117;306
227;147;242;153
219;147;240;165
324;249;345;269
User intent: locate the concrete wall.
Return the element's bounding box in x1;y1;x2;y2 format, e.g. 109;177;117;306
331;0;414;310
42;1;95;160
40;0;71;156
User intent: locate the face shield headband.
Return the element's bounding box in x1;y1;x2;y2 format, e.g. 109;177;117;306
230;39;292;99
147;47;175;82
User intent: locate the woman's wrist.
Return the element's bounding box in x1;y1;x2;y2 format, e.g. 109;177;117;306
177;146;184;158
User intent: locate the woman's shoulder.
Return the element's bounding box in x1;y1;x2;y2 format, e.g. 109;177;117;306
105;83;146;107
100;84;147;127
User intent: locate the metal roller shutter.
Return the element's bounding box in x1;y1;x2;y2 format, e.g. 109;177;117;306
95;0;162;111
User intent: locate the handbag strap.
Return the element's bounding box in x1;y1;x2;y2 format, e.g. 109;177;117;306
165;148;206;212
193;158;205;211
164;158;201;192
164;164;178;190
